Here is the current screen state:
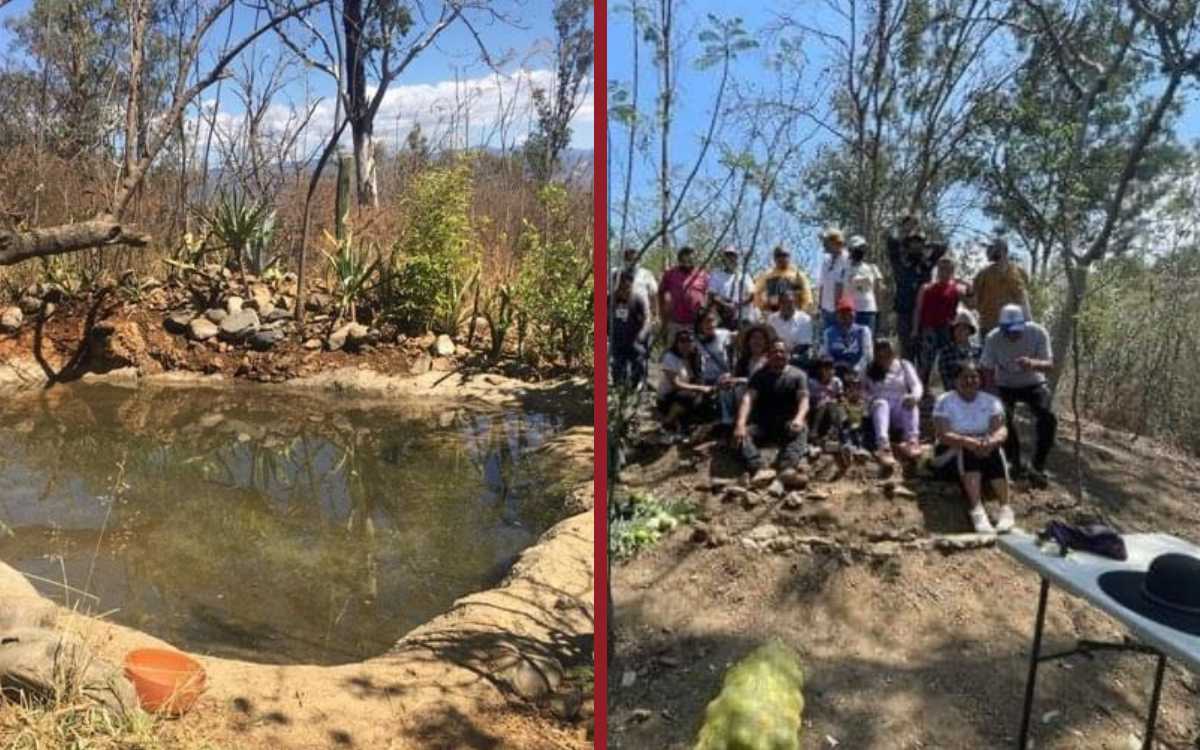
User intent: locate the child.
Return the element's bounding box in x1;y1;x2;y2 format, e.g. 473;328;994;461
807;356;845;444
840;370;870;460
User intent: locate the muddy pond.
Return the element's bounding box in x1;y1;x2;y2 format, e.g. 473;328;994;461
0;382;570;665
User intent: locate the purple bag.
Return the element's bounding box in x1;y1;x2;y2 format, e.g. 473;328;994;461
1038;520;1127;561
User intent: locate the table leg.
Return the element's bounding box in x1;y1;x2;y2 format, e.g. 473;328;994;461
1141;653;1167;750
1017;578;1050;750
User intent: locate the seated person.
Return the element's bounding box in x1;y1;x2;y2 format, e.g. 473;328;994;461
980;304;1057;486
937;308;982;390
657;328;712;441
733;323;775;381
865;338;923;468
931;362;1014;534
695;310;738;430
767;289;814;369
807;355;845;443
733;340;809;484
823;297;873;374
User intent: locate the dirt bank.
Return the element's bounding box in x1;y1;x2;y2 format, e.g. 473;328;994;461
610;417;1200;749
0;367;595;749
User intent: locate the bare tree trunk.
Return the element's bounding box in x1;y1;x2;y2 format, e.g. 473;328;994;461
1049;262;1088;392
352;127;379;208
617;1;639;252
657;0;672;253
124;0;148;204
296;118;351;325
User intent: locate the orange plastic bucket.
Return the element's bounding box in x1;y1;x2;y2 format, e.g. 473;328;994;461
123;648;207;715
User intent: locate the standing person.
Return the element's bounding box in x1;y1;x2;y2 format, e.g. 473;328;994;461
973;237;1031;336
913;255;970;389
937;309;983;390
980;305;1057;486
695;311;738;431
733;340;810;485
822;297;873;375
932;362;1014;534
886;215;947;360
754;245;814;315
865;338;923;469
707;246;758;330
817;228;850;330
658;246;710;344
845;235;883;334
767;290;815;369
609;271;653;389
613;246;659;312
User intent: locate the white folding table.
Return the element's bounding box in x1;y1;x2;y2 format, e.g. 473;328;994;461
999;531;1200;750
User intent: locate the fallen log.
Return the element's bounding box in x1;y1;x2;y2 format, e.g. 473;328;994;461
0;217;150;266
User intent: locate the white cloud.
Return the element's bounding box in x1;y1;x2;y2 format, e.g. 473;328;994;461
193;68;593;162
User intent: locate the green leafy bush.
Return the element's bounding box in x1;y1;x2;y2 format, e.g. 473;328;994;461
384;162;478;334
512;184;594;367
694;640;806;750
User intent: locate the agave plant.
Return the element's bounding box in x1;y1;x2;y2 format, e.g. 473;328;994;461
203;192;282;278
322;231;381;324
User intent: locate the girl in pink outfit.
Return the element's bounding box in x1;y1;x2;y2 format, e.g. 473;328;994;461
865;338;923;469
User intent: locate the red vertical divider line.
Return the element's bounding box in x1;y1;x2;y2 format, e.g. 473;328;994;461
592;0;609;744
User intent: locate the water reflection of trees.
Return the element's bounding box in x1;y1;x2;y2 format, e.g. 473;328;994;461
0;385;564;664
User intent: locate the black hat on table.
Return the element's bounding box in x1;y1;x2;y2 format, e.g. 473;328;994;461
1098;553;1200;637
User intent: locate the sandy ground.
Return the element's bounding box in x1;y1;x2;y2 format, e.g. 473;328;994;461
610;415;1200;749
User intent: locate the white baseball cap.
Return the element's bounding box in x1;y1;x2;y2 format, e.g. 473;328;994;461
848;235;868;250
999;304;1026;332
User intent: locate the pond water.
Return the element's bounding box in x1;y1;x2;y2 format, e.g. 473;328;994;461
0;383;568;665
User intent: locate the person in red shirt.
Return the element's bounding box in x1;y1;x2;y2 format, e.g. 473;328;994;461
658;246;710;343
913;255;971;390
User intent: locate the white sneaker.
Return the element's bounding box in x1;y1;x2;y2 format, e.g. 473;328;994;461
994;505;1015;533
969;505;996;534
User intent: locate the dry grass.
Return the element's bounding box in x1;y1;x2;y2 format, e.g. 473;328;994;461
0;146;593;305
0;699;225;750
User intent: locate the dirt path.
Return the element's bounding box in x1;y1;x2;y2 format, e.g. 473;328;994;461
610;416;1200;749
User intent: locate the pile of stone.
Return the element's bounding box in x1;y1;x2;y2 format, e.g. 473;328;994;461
162;289;296;351
0;282;69;333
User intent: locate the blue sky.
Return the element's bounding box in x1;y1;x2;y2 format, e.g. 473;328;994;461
607;0;1200;276
0;0;595;153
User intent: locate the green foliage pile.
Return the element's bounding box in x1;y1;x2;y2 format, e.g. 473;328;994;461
609;490;693;560
694;640;806;750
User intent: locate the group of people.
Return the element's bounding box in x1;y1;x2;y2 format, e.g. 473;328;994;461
609;216;1059;534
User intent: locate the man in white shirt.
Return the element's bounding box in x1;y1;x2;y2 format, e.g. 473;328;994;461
767;289;814;369
818;227;850;331
707;246;758;330
980;304;1057;486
